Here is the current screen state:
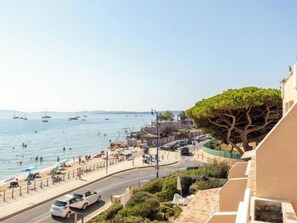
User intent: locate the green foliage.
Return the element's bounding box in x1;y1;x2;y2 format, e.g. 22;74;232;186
182;160;230;179
186;87;282;153
160;203;183;221
160;204;174;217
158;111;175;121
156;177;178;201
209;140;222;150
173;205;183;219
195;178;228;190
187;87;281;117
126;191;156;207
178;111;188;121
133;178;164;194
89;203;123;222
116;216;151;223
179;175;193;195
116;192;160;221
90;161;232;223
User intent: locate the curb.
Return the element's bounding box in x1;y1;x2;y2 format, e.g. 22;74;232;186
0;160;179;221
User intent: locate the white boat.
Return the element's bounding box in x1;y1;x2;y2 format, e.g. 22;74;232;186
42;109;51;119
13;111;19;119
20;113;28;120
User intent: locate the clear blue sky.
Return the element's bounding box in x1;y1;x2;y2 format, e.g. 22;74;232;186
0;0;296;112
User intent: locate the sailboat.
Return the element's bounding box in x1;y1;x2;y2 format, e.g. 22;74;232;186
13;111;19;119
20;113;28;120
42;109;51;119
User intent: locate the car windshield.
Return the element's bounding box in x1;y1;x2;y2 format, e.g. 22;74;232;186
73;194;83;200
54;200;67;207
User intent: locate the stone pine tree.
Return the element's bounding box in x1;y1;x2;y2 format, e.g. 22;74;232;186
186;87;282;155
158;111;175;121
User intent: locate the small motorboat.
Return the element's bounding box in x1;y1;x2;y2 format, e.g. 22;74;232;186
69;116;79;121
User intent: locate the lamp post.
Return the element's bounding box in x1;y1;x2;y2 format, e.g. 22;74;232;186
151;109;159;178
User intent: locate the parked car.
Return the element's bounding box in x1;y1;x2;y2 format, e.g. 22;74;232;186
160;141;179;151
50;197;75;218
186;165;199;170
180;147;192;156
187;138;194;145
178;139;188;146
65;191;101;210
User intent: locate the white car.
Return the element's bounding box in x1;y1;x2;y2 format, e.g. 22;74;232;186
65;191;101;210
50;197;75;218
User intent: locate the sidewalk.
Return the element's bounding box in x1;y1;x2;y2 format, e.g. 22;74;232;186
0;149;179;221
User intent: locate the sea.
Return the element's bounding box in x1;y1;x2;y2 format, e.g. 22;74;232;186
0;111;153;182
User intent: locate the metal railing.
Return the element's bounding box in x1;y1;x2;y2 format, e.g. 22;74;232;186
203;141;241;160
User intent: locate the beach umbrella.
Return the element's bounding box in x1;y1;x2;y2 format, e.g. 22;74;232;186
21;165;37;172
49;165;59;175
59;159;68;164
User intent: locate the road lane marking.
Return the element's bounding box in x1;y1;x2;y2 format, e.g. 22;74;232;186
33;215;51;223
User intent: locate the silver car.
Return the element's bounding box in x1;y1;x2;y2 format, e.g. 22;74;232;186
50;197;75;218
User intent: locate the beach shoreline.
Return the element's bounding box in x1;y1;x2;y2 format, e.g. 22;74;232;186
1;146;143;189
0;112;152;182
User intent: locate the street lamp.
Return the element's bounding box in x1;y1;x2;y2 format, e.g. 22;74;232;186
151;109;159;178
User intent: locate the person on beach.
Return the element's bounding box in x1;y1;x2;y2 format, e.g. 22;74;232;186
40;157;43;162
57;156;60;162
76;167;82;180
79;156;81;164
27;179;31;186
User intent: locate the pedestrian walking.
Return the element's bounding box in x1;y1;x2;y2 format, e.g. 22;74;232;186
76;168;80;180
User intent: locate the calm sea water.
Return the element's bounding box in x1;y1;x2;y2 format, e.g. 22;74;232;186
0;111;152;181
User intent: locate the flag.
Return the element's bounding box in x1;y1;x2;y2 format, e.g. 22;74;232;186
177;176;182;191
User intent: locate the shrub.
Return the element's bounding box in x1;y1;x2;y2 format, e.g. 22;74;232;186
173;205;183;219
89;203;123;222
209;140;222;150
180;175;193;196
133;178;164;194
182;161;230;179
189;183;199;194
145;198;160;212
116;216;151;223
160;204;174;215
116;193;161;221
196;178;227;190
156;177;178;201
126;191;156;207
117;216;151;223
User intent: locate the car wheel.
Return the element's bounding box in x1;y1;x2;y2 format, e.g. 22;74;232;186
82;203;88;210
65;211;71;219
97;195;101;202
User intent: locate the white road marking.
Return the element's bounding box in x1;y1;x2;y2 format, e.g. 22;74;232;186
33;215;51;223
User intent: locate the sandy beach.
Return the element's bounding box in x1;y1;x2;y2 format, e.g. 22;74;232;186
1;146;144;190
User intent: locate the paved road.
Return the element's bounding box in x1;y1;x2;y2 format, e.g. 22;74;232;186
2;154;203;223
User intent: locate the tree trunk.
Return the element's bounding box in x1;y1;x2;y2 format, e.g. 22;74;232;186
230;146;234;153
242;132;253;151
228;141;244;155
